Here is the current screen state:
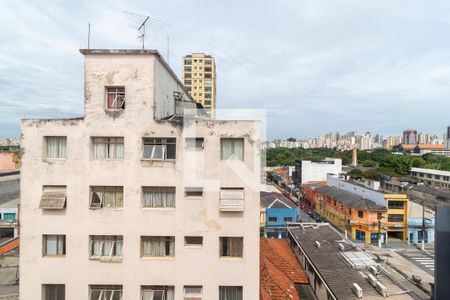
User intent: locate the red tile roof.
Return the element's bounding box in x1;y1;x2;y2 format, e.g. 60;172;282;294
260;238;308;300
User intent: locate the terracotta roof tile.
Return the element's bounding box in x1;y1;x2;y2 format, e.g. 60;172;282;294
260;238;308;300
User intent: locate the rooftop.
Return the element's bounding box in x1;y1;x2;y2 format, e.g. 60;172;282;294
411;167;450;176
260;238;308;300
260;192;297;209
316;185;386;211
288;223;414;299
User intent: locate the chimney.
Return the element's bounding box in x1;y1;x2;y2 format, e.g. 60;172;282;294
352;148;358;167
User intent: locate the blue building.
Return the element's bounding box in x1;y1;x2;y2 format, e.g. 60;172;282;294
408;217;435;244
261;192;298;238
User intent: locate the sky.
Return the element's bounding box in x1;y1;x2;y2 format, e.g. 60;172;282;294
0;0;449;140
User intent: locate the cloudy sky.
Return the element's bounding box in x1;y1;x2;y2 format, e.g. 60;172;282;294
0;0;449;139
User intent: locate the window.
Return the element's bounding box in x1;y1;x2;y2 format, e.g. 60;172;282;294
89;236;123;261
184;66;192;72
185;187;203;197
92;137;124;159
205;67;212;72
221;138;244;160
40;186;67;210
42;284;65;300
219;286;243;300
185;73;192;78
205;87;212;92
220;188;244;211
90;186;123;209
106;87;125;109
185;138;204;150
284;217;293;222
388;201;404;209
205;73;212;79
45;136;67;159
141;236;175;257
89;285;123;300
143;187;175;208
268;217;277;222
184;80;192;85
204;79;212;87
204;93;211;99
220;237;243;258
358;210;364;218
184;59;192;65
141;286;175;300
43;235;65;256
3;213;16;220
388;214;404;222
142;138;176;160
205;60;212;65
184;286;202;299
185;236;203;247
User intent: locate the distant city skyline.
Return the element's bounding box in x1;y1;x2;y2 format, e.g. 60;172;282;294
1;1;450;139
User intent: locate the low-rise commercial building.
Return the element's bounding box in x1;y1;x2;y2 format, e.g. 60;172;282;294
287;223;415;300
410;167;450;189
292;158;342;186
261;192;298;238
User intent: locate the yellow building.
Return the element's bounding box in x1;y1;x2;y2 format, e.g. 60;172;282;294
182;53;216;117
385;194;408;240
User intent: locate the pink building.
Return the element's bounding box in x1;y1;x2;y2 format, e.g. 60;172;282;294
0;152;18;171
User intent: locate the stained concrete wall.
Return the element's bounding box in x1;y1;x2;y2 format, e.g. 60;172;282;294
20;51;260;299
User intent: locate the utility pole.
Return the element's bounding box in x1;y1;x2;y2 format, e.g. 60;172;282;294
377;209;384;248
422;200;425;251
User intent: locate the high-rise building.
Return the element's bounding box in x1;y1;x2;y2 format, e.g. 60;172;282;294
446;125;450;149
403;129;417;144
182;53;216;117
20;49;259;299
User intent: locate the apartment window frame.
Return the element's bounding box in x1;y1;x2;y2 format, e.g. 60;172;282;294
43;235;66;257
44;136;67;159
284;217;293;222
268;217;277;222
185;137;205;150
89;235;123;261
388;201;405;209
142;138;176;160
184;236;203;248
185;187;203;198
90;186;123;209
358;210;364;218
142;186;176;208
183;286;202;299
141;286;175;300
42;284;65;300
89;285;123;300
388;214;404;222
219;286;243;300
219;237;243;258
106;87;125;110
141;236;175;258
92;137;124;160
220;138;244;161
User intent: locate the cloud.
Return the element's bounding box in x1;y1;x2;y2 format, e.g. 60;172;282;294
0;0;449;139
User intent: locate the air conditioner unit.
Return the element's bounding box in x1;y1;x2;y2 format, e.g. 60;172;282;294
375;281;388;297
315;241;321;248
337;243;345;251
367;274;378;287
351;283;363;298
369;265;378;275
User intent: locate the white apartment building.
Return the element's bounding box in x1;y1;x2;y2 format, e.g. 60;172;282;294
410;167;450;189
293;158;342;186
20;49;260;300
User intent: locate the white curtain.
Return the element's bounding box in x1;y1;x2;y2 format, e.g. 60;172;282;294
221;139;243;160
92;240;103;256
166;191;175;208
230;238;243;257
57;236;64;255
47;137;66;158
115;240;123;256
103;240;114;256
46;236;57;255
93;140;106;159
143;237;173;256
220;287;242;300
141;290;154;300
143;188;175;208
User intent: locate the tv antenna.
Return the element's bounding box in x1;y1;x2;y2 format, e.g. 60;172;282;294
123;11;170;50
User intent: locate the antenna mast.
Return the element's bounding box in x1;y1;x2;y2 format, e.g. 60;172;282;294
123;11;171;50
87;23;91;49
138;16;149;49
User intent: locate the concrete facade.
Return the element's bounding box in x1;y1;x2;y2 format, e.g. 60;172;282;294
410;167;450;189
20;50;260;299
293;158;342;186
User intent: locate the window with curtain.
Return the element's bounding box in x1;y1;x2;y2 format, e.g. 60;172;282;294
220;138;244;160
106;87;125;109
220;237;243;258
142;138;176;160
183;286;202;299
141;236;175;257
45;136;67;159
219;286;243;300
92;137;124;159
89;285;123;300
141;286;175;300
90;186;123;209
143;187;175;208
42;284;65;300
89;236;123;260
43;235;65;256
